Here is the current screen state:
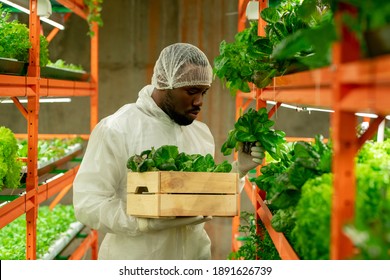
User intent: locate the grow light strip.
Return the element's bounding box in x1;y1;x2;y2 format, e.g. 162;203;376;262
1;98;72;103
266;101;390;120
39;221;84;260
0;0;65;30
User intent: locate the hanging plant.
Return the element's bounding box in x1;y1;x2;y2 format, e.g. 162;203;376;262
84;0;104;37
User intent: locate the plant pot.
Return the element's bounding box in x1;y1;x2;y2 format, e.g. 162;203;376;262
364;24;390;58
0;57;28;76
40;66;89;81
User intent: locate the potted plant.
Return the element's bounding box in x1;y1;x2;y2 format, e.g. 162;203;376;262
0;4;49;75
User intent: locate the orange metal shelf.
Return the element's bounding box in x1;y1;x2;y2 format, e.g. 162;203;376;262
40;78;96;97
0;75;96;97
256;193;299;260
0;0;98;260
232;1;390;261
56;0;87;19
0;166;79;229
260;55;390;115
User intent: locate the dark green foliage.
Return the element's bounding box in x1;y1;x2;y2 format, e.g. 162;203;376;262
127;145;232;173
271;206;297;232
213;0;332;93
221;108;287;161
228;211;281;260
251;134;332;241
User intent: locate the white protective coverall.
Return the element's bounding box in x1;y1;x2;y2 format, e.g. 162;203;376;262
73;84;215;260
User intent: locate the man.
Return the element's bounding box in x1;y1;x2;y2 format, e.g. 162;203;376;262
73;43;264;259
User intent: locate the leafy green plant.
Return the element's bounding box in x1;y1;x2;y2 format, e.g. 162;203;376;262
221;108;287;161
271;0;336;69
290;173;333;260
0;205;77;260
0;126;22;191
348;139;390;259
17;137;84;166
47;59;85;72
289;139;390;260
214;0;332;93
252;134;331;239
228;211;280;260
127;145;232;173
0;4;49;66
0;4;31;62
213;20;262;94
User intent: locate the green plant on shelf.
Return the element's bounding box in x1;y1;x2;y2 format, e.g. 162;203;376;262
228;211;280;260
258;137;390;260
0;205;77;260
47;59;85;72
270;0;336;70
0;126;22;191
213;0;333;94
0;4;49;66
253;135;332;239
17;136;84;166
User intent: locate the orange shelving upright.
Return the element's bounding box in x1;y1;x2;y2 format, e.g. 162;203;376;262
232;0;390;260
0;0;99;259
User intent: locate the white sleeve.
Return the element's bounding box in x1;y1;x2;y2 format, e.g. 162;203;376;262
73;123;142;236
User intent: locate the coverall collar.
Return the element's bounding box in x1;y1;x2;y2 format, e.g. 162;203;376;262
136;85;175;125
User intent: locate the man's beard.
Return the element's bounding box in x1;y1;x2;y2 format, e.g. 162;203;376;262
161;91;193;126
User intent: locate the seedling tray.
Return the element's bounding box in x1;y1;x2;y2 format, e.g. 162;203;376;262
0;57;27;76
40;66;89;81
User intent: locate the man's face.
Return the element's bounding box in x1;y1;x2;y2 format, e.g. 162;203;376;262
160;85;210;126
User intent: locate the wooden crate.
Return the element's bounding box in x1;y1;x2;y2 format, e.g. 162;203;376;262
127;171;239;217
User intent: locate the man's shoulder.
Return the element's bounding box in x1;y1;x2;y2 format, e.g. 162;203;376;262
190;120;213;138
97;104;139;129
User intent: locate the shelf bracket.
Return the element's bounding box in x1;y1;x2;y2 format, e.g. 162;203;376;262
11;97;28;119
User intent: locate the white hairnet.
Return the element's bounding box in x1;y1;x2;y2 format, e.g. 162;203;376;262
151;43;213;89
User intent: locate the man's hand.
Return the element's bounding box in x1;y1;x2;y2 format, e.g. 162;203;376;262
137;216;212;232
236;141;265;178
